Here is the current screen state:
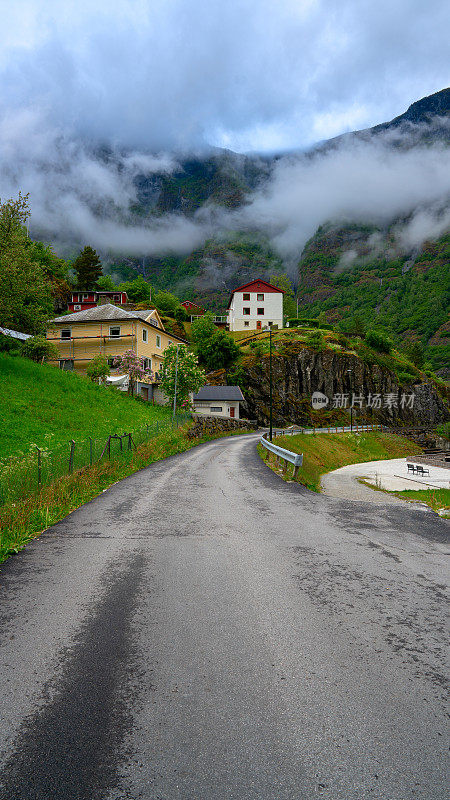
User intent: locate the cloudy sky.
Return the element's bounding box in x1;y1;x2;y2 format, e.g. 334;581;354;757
1;0;448;152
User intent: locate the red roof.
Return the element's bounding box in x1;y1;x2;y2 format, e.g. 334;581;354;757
227;279;284;309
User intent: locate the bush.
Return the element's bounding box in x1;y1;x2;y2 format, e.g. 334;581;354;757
365;329;392;354
21;336;58;363
174;305;188;322
86;355;110;383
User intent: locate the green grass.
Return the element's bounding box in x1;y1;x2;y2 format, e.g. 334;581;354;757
0;354;172;459
260;431;421;492
0;425;253;563
390;487;450;515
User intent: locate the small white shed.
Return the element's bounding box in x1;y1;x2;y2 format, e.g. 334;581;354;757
192;386;245;419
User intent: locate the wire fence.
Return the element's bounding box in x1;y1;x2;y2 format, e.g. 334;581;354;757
0;413;191;506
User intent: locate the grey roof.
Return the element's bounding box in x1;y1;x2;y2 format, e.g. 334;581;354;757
193;385;244;402
0;327;31;340
51;303;187;342
52;304;135;323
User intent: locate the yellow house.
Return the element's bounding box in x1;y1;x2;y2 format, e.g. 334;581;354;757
46;304;186;401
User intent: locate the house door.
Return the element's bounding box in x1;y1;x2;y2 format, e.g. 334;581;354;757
230;406;235;418
141;387;149;401
256;321;262;330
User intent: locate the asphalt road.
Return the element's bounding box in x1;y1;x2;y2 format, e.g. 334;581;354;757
0;432;448;800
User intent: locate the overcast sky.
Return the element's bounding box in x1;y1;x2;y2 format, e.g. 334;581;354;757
1;0;448;153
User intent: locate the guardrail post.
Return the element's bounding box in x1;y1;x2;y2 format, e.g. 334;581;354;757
69;440;75;474
293;465;299;480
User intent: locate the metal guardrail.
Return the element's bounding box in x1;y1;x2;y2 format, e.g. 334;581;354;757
272;424;384;436
259;433;303;479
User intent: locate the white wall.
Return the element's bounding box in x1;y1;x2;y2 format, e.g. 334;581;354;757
193;401;240;419
228;290;283;331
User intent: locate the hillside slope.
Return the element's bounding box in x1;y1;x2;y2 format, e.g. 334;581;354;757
0;355;170;458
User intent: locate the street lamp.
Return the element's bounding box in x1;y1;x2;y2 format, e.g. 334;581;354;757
264;322;274;441
347;368;353;432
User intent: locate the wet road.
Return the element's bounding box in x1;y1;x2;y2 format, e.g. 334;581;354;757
0;433;448;799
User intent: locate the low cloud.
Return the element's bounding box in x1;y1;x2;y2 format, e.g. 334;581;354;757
0;107;448;269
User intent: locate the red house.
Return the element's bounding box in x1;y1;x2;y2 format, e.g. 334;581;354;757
68;291;128;313
181;300;206;316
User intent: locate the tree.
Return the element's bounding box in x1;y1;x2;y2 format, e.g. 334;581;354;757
154;290;179;315
119;275;152;304
86;355;110;383
270;273;296;318
21;335;58;363
0;195;54;333
96;275;117;292
160;345;206;409
191;313;240;372
112;350;152;396
404;341;425;368
73;246;103;289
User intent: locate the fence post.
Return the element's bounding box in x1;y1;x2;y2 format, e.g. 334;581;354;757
156;421;159;433
146;424;149;434
128;433;132;451
69;440;75;474
89;437;93;466
36;447;42;487
119;435;123;452
108;436;111;460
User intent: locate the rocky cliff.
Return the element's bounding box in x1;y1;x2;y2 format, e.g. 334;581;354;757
230;345;449;427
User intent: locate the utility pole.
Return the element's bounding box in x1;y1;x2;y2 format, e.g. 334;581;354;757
267;323;273;441
172;343;180;425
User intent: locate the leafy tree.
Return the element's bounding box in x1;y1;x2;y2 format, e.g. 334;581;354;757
154;290;179;315
86;355;110;383
0;195;54;333
112;349;152;396
339;314;366;338
21;335;58;363
404;341;425;368
174;305;188;322
191;313;240;371
161;344;205;408
191;313;217;347
197;330;240;372
96;275;117;291
73;246;103;289
119;275;152;304
270;273;296;318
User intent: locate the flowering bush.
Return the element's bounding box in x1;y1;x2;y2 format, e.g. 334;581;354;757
160;345;205;408
112;350;153;395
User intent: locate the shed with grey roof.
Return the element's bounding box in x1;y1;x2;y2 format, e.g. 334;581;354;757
192;385;244;419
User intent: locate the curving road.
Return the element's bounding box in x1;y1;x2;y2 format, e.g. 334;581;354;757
0;432;449;800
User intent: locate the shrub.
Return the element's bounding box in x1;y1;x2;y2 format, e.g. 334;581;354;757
174;305;188;322
86;355;110;383
365;329;392;354
21;335;58;363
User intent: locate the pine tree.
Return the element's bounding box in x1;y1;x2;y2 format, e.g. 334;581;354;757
73;246;103;289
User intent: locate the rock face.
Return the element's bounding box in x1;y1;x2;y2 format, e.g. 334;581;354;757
187;414;256;439
239;347;449;427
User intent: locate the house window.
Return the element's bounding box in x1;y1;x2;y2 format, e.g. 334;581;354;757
82;293;90;301
60;328;71;339
210;406;223;412
156;334;161;348
257;308;264;315
59;359;74;371
244;321;249;327
114;295;120;302
257;293;264;301
243;308;250;315
243;293;250;301
143;358;152;371
109;326;121;338
142;329;147;342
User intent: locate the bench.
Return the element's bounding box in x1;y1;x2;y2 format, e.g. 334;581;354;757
407;463;429;476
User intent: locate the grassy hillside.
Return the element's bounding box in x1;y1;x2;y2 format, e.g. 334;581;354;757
266;431;421;492
0;354;171;459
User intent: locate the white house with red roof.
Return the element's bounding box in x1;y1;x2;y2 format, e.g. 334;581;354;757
226;279;284;331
